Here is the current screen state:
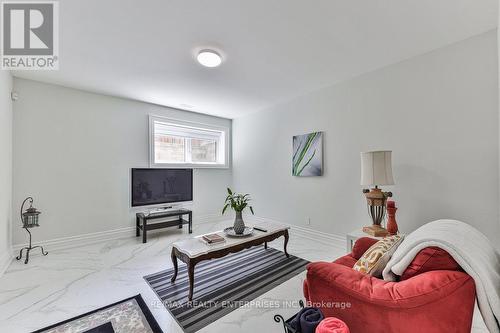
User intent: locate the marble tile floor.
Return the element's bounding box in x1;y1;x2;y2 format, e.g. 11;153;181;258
0;220;345;333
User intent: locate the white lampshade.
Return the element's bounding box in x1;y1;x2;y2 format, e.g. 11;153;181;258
360;151;395;186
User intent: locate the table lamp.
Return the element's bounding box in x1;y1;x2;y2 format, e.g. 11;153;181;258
360;151;394;237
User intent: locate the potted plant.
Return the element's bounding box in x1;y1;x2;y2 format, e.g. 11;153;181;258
222;188;255;234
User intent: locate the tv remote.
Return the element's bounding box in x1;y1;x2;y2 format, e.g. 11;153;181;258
254;226;267;232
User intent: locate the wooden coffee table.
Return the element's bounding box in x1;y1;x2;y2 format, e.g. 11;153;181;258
170;222;290;301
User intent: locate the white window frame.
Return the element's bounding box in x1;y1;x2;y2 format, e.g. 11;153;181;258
149;115;229;169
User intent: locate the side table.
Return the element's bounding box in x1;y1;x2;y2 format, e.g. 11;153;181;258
346;229;385;252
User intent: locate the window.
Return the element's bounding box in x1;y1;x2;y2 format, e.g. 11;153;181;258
149;116;229;168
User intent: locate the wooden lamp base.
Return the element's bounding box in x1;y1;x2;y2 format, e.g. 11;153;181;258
362;187;392;238
363;224;389;237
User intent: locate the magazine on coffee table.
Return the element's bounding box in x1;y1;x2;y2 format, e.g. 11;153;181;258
200;233;226;245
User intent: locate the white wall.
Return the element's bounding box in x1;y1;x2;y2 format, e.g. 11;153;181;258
498;10;500;245
233;31;500;244
0;71;13;273
12;78;232;245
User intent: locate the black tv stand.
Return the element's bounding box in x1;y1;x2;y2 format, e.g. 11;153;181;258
136;209;192;243
149;206;173;212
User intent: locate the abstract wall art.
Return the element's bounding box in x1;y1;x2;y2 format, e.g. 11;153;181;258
292;132;323;176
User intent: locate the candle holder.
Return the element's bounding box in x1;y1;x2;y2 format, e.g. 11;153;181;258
16;197;48;264
386;200;399;235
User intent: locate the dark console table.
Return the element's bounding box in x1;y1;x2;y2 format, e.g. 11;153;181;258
136;209;192;243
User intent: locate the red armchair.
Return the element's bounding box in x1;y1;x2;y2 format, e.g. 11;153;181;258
303;237;476;333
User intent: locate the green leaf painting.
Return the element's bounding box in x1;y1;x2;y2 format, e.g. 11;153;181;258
292;132;323;176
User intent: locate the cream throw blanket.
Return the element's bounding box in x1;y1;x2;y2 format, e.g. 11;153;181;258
382;219;500;333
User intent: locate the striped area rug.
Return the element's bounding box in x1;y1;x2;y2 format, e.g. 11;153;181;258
144;246;309;333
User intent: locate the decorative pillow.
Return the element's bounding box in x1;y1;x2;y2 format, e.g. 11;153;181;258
351;237;379;260
352;235;404;277
400;246;462;281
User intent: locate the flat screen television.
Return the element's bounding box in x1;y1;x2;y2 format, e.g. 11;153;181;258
131;168;193;207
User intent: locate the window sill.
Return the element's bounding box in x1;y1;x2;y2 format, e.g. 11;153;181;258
151;163;230;169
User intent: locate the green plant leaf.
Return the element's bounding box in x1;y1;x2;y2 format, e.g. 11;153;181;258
292;140;302;162
222;204;229;215
249;206;254;215
222;189;255;215
297;149;316;175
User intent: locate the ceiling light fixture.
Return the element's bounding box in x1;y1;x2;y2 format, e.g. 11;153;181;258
197;50;222;67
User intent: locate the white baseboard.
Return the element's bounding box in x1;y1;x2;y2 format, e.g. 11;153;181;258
246;215;346;249
10;213;346;260
0;247;13;277
12;213;224;254
12;226;137;253
288;224;346;249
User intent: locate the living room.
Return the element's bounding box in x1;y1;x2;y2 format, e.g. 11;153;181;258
0;1;499;333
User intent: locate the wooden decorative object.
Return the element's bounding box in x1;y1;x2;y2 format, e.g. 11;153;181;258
386;200;398;235
362;224;389;237
362;187;392;237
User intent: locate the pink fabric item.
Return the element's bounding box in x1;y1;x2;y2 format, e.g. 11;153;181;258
315;318;350;333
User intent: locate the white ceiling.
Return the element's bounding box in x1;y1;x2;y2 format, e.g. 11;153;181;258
13;0;498;119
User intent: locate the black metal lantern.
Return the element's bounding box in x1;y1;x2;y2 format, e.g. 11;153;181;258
21;198;41;228
16;197;48;264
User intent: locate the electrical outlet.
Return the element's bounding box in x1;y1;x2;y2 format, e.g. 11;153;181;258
306;217;311;226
